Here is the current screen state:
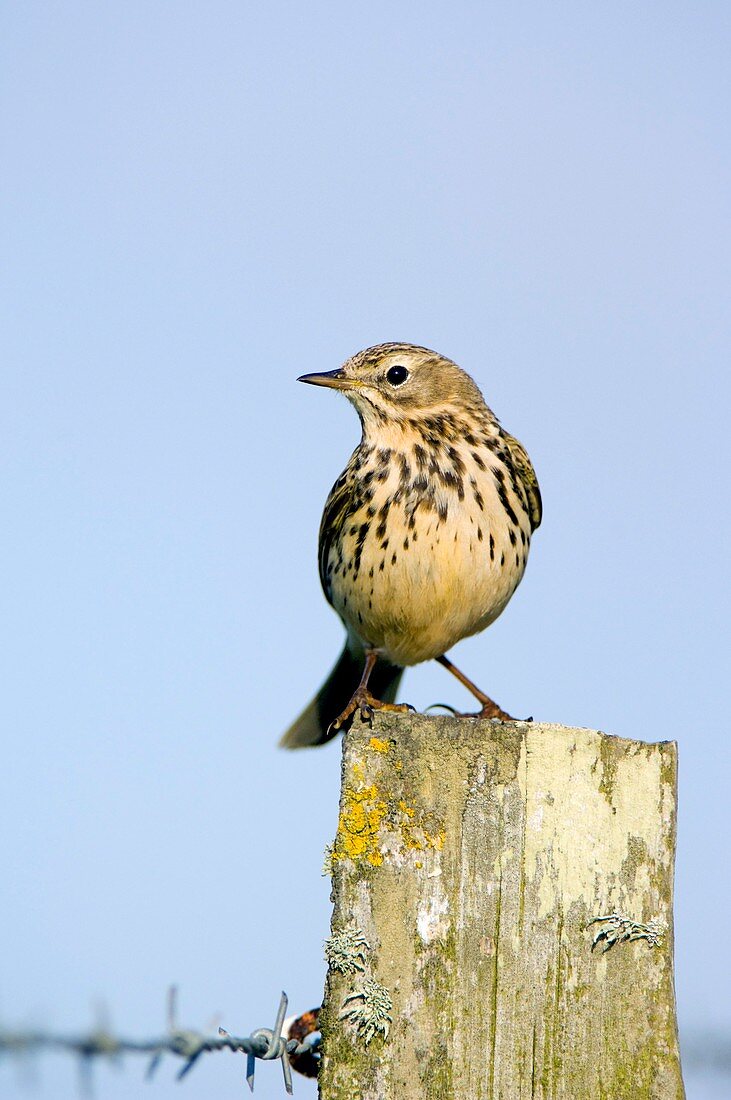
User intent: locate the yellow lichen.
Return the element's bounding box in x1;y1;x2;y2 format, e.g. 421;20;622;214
369;736;391;754
332;756;445;868
401;817;446;853
333;759;387;866
397;798;444;852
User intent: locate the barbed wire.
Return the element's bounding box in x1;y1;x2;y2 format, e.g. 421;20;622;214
3;986;728;1092
0;988;321;1094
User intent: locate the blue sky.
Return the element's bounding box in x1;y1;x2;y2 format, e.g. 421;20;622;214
1;3;729;1097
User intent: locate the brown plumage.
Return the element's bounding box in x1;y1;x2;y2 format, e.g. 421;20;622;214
281;343;541;748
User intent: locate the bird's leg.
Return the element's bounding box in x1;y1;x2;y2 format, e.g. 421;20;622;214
330;650;414;732
436;654;518;721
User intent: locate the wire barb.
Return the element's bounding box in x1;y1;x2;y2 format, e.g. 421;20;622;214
245;991;293;1094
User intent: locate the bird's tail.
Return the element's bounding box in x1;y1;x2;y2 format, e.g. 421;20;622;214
279;645;403;749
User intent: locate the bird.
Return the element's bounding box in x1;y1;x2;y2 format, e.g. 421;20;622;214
280;342;541;749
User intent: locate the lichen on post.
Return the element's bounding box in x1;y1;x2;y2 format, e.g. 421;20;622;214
318;713;684;1100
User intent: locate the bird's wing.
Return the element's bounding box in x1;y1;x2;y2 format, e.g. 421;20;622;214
502;431;543;531
318;472;357;604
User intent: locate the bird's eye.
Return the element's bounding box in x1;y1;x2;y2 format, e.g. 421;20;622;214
386;365;409;386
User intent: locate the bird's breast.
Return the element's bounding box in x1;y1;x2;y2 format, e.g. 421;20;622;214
321;438;533;666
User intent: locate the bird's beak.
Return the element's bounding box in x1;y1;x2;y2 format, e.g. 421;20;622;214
297;369;360;391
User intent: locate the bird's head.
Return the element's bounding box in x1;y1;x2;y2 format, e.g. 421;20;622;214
298;343;487;430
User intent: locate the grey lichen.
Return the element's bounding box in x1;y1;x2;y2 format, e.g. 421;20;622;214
588;912;665;952
325;924;370;975
322;842;335;877
339;977;392;1044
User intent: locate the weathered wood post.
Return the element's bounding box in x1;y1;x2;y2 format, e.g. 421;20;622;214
318;713;684;1099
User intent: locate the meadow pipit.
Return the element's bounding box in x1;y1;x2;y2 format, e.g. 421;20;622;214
280;343;542;748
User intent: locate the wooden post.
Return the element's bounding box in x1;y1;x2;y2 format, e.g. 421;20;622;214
318;713;684;1099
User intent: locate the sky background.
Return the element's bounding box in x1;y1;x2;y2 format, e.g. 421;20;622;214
1;3;729;1098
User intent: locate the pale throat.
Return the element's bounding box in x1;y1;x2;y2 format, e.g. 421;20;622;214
352;396;494;450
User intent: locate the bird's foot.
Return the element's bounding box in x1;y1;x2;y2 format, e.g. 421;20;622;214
330;690;414;733
434;656;531;723
455;700;531;722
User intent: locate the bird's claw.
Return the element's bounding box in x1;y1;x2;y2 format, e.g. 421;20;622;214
331;691;413;733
